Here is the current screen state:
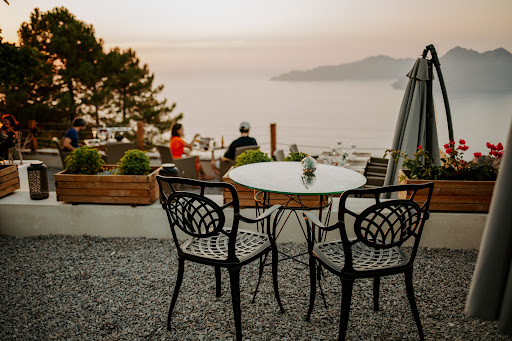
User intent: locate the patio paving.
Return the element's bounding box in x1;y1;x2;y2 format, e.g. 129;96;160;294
0;235;508;340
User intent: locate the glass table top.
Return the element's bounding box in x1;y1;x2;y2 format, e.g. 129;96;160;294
228;162;367;195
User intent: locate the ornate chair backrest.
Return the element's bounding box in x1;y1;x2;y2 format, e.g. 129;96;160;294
157;176;241;260
337;183;434;268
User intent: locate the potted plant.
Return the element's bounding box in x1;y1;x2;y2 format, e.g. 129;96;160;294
222;149;272;207
283;152;309;162
387;140;503;212
55;147;160;205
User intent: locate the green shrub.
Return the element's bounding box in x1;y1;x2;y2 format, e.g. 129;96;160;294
283;152;309;162
65;147;105;175
235;149;271;167
116;149;151;175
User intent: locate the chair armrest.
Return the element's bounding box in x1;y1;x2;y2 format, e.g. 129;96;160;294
237;204;282;223
303;211;338;231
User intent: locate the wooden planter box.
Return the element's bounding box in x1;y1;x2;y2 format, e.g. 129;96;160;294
55;166;160;205
398;169;496;212
222;166;326;208
0;164;20;198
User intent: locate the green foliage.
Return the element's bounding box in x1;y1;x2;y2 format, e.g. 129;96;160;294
116;149;151;175
65;147;105;175
2;7;181;139
235;149;271;167
19;7;103;121
283;152;309;162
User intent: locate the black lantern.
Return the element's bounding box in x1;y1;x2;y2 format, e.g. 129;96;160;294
27;161;49;200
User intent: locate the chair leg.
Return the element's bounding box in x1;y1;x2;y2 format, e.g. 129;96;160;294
338;279;354;341
228;267;243;341
215;266;222;297
373;276;380;311
305;254;317;321
271;244;285;313
405;270;424;341
251;253;267;303
168;257;185;331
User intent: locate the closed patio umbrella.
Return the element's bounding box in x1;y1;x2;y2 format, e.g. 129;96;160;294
383;44;454;192
465;120;512;336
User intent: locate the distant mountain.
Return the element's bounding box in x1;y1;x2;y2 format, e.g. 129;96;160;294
272;47;512;93
272;55;414;81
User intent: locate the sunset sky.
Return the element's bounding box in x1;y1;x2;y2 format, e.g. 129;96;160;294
1;0;512;78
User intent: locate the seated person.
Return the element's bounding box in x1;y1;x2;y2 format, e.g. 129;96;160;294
210;121;257;177
170;123;213;180
62;117;87;151
0;114;19;160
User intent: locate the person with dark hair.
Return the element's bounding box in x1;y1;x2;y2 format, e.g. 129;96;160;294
62;117;87;151
210;121;257;177
169;123;199;159
0;114;19;160
169;123;213;180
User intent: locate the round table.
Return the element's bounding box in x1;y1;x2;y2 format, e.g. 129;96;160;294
228;161;367;197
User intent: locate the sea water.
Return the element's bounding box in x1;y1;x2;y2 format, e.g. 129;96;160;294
157;76;512;157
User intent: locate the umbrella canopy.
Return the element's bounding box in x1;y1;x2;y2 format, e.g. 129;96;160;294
465;120;512;335
383;57;440;190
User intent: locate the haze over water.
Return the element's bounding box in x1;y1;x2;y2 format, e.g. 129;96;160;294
158;74;512;158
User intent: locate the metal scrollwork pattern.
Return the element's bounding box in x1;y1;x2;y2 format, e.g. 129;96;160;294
167;193;225;238
355;200;421;248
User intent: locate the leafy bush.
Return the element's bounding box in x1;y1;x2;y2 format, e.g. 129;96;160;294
116;149;151;175
65;147;105;175
235;149;271;167
283;152;309;162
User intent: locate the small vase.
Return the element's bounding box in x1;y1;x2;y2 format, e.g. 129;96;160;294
301;155;317;174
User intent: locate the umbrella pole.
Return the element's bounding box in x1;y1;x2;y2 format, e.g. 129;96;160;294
425;60;434;155
423;44;455;142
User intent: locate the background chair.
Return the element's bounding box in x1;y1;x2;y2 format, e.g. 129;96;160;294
105;142;134;164
362;157;390;189
156;145;199;179
52;137;72;169
219;145;260;179
274;149;285;161
157;176;284;340
303;182;434;340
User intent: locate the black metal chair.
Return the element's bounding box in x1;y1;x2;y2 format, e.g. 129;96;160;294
157;176;285;340
303;183;434;340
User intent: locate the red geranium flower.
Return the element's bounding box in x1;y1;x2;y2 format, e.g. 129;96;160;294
474;152;482;158
417;145;422;150
446;148;453;154
444;143;450;149
497;143;504;151
459;139;466;145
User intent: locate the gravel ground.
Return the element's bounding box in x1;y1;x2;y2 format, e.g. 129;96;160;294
0;235;508;341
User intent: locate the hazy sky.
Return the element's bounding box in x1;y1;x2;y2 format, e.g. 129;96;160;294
1;0;512;78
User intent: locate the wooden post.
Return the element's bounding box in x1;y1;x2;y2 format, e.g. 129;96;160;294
137;121;144;150
270;123;276;157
